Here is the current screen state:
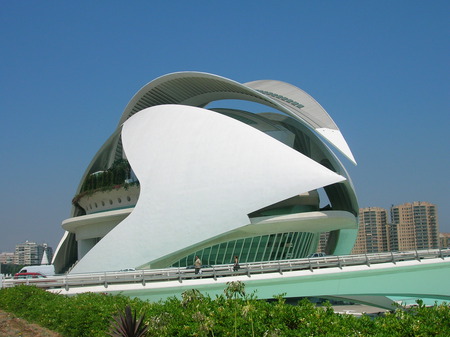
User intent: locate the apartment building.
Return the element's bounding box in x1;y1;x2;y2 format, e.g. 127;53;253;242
13;241;53;266
352;207;389;254
390;201;439;251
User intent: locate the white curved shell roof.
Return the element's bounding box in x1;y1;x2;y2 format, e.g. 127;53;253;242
118;72;356;165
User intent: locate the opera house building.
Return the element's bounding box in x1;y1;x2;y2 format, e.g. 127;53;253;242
52;72;358;274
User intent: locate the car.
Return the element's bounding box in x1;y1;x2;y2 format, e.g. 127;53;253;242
307;252;327;258
12;272;57;288
16;265;55;276
119;268;136;272
13;272;47;279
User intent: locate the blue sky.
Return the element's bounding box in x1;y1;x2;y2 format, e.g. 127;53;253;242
1;1;449;253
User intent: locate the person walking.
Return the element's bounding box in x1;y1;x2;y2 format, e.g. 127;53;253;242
194;256;202;275
233;255;240;272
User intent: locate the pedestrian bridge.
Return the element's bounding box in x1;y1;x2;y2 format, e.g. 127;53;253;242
2;249;450;310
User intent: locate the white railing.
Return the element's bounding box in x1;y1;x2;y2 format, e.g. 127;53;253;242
2;249;449;290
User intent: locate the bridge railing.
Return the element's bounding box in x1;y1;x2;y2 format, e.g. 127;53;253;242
1;248;449;290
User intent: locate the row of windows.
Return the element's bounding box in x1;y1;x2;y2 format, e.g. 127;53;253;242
87;196;133;210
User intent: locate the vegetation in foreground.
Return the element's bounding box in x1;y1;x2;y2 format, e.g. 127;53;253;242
0;283;449;336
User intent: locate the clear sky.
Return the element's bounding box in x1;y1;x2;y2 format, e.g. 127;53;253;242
1;1;449;253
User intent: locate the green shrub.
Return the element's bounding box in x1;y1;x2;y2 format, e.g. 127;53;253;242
1;285;449;336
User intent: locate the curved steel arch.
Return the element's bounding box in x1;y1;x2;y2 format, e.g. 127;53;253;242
245;79;356;165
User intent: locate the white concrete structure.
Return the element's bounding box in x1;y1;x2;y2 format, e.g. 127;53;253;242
52;72;358;274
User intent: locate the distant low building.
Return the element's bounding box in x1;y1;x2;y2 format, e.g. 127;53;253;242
0;252;14;264
440;233;450;248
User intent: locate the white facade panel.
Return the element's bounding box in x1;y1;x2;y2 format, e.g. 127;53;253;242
71;105;346;273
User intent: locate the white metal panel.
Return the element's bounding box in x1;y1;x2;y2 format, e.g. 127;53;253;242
71;105;346;273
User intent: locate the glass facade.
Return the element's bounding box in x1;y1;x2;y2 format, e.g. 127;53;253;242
171;231;317;267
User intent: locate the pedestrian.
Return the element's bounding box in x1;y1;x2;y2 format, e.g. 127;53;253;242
233;255;240;271
194;256;202;274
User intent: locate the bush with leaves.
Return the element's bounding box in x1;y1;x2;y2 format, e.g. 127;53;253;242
1;285;450;336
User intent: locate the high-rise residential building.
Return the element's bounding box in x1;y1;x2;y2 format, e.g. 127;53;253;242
352;207;389;254
317;232;330;253
13;241;53;266
390;202;439;251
